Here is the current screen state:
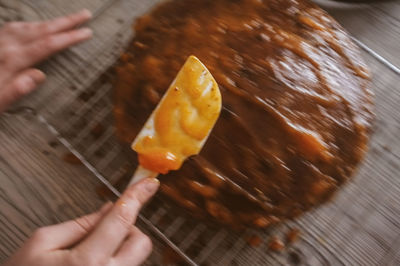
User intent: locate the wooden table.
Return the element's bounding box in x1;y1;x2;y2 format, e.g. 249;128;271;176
1;0;399;265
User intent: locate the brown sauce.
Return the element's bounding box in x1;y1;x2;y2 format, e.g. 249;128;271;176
246;235;263;247
113;0;374;228
63;152;82;165
268;236;285;252
286;228;301;244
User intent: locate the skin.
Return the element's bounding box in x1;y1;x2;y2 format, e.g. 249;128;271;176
4;178;160;266
0;9;93;112
1;10;160;266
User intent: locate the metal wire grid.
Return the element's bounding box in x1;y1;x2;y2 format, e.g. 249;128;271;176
8;0;400;265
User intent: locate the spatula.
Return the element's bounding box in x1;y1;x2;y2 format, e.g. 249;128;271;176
128;56;222;186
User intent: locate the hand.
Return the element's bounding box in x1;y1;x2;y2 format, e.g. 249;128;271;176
4;178;160;266
0;9;93;113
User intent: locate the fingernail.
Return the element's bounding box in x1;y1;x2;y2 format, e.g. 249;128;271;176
32;69;46;83
143;178;160;193
80;9;92;19
99;201;113;213
77;27;93;39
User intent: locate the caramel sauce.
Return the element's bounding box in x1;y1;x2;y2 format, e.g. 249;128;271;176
63;153;82;165
133;56;221;173
268;236;285;252
138;149;180;174
286;228;301;244
246;235;263;247
114;0;374;228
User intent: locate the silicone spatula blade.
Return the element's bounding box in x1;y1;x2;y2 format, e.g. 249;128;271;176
128;55;222;186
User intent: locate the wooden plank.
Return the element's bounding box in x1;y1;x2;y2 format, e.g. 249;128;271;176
317;0;400;69
0;112;168;265
0;112;106;263
0;0;399;265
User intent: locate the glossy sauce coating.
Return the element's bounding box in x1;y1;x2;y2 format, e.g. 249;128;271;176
114;0;374;228
133;56;221;174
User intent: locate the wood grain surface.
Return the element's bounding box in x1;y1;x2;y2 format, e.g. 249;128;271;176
0;0;399;265
0;112;104;262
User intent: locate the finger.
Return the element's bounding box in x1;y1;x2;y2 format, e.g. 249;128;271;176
112;227;153;266
77;178;159;259
34;9;92;37
28;202;113;251
1;9;92;43
17;27;92;70
0;69;45;113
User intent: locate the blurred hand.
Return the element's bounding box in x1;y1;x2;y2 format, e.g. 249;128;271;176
0;9;93;113
4;178;160;266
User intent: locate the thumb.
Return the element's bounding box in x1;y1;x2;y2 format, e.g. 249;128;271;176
0;68;45;113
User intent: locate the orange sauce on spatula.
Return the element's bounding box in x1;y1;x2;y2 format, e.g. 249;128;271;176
133;56;221;174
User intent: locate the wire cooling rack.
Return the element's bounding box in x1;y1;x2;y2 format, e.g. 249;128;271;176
5;0;400;265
